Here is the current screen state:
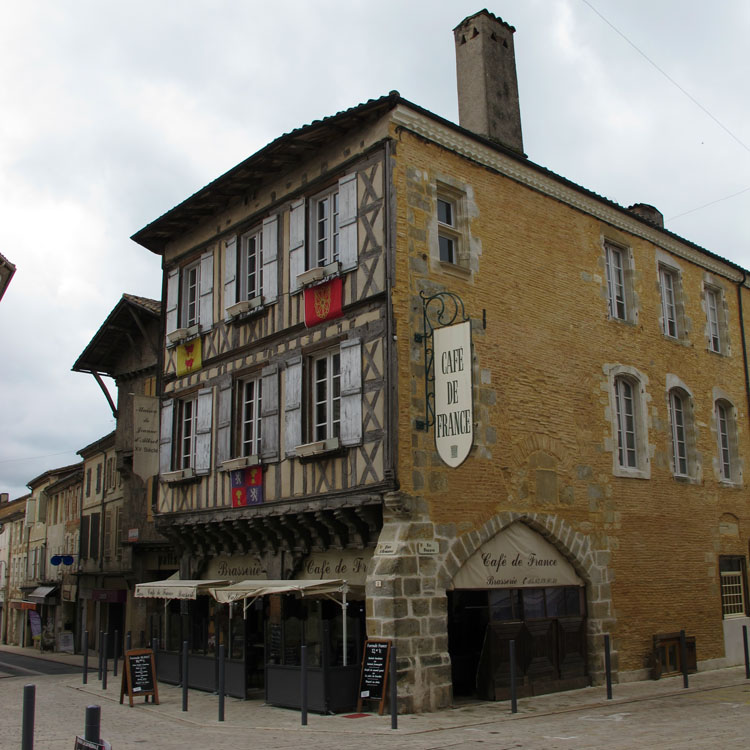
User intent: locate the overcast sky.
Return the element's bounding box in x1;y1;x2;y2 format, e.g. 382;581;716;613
1;0;748;500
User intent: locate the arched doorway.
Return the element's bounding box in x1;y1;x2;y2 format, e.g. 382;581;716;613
447;521;590;700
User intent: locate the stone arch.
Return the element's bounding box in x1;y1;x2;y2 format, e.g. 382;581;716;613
438;510;616;685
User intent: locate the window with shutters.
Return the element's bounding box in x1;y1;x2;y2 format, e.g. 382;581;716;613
165;251;214;344
177;396;198;470
89;512;100;560
603;241;635;323
160;389;213;479
115;507;122;560
312;350;341;442
289;173;357;293
103;510;112;562
607;366;650;479
287;339;362;457
224;217;279;320
238;376;262;458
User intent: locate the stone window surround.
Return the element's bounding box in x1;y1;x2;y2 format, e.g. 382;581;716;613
604;364;651;480
664;374;700;483
712;387;742;486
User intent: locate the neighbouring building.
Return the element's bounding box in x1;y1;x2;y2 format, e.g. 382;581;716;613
73;294;170;651
2;493;29;645
22;464;81;649
131;10;750;712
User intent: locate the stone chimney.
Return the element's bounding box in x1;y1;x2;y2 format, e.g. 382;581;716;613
627;203;664;228
454;10;524;154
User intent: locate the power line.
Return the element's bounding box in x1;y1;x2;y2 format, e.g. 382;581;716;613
668;186;750;221
0;450;79;466
580;0;750;155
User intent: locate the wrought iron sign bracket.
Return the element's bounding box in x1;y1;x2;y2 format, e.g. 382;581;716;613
414;290;469;431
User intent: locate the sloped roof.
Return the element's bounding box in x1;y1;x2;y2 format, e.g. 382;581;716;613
131;90;747;276
72;293;161;376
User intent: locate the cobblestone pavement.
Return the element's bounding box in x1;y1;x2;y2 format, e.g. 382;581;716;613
1;646;749;750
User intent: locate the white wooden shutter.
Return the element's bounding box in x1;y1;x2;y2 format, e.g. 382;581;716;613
195;387;213;474
216;376;233;465
338;172;358;271
262;215;279;303
166;269;180;335
159;398;174;474
289;199;306;293
261;364;279;460
339;338;362;446
199;251;214;329
284;357;303;455
223;236;237;320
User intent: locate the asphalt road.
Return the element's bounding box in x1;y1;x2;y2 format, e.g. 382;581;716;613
0;651;82;678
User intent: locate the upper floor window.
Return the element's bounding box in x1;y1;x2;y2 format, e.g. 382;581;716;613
313;189;340;268
239;376;263;458
241;229;263;301
604;241;630;321
659;266;678;338
608;366;650;479
159;389;213;477
165;252;214;341
715;399;740;484
224;217;278;320
437;197;457;263
668;388;693;478
289;173;357;293
705;286;724;353
284;339;363;456
181;260;200;328
177;396;198;470
312;350;341;442
614;376;637;468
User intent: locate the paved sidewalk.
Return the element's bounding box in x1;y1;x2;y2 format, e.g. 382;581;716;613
2;644;750;749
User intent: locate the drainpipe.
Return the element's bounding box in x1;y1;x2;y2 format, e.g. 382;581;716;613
736;271;750;428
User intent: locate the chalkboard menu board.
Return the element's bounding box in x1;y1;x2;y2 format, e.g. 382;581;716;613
357;639;391;715
120;648;159;707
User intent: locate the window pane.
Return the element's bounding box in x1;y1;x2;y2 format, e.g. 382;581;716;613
439;235;455;263
437;198;453;226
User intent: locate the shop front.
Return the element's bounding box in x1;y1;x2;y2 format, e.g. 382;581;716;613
447;522;589;700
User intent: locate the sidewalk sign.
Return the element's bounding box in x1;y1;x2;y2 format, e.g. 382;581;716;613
120;648;159;707
74;738;111;749
356;639;391;715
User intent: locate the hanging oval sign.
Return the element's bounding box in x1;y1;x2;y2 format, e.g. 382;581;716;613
50;555;62;566
433;320;473;467
62;555;75;566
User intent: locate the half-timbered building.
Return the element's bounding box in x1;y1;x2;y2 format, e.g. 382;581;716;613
133;11;750;713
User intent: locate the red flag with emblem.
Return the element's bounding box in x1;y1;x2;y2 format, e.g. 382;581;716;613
304;277;343;327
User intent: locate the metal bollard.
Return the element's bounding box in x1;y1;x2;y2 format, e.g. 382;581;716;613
182;640;189;712
604;634;613;700
98;630;104;680
102;633;108;690
82;630;89;685
680;629;689;688
84;705;101;743
218;645;225;722
21;684;35;750
113;629;119;678
390;644;398;730
509;640;517;714
300;644;308;726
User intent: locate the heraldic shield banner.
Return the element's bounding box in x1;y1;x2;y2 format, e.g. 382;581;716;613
304;277;343;327
231;466;263;507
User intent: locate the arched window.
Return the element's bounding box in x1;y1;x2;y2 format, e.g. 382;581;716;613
609;367;650;479
614;376;637;468
668;389;689;477
715;399;739;483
